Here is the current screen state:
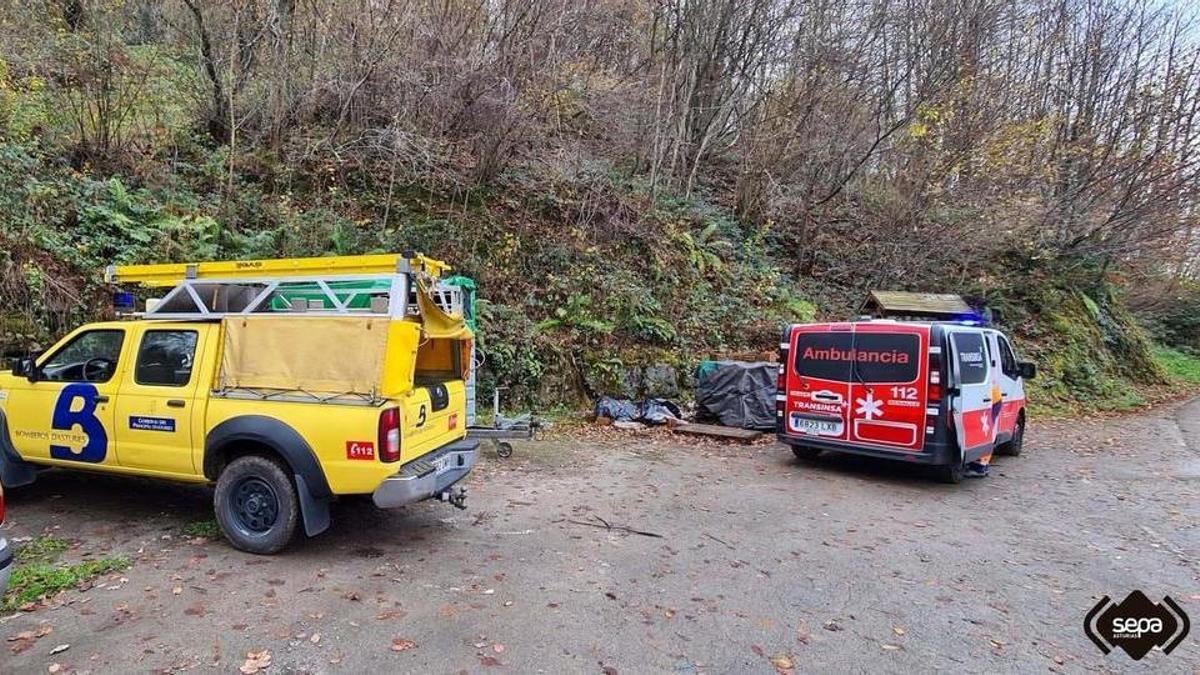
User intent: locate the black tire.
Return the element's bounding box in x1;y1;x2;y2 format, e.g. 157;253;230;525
791;446;822;461
214;455;300;555
937;459;965;484
496;442;514;458
996;416;1025;457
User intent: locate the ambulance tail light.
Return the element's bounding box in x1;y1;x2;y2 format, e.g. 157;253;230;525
927;351;943;404
777;328;791;429
926;348;943;438
777;327;791;393
775;363;787;422
378;407;402;463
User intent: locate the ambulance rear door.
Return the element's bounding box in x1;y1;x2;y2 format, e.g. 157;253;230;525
786;323;854;441
843;323;928;452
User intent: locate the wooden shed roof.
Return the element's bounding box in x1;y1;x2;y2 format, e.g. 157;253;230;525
863;291;973;318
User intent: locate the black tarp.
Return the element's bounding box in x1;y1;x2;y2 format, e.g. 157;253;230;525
695;361;777;430
593;396;682;425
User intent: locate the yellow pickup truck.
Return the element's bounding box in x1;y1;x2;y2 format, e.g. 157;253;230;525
0;254;479;553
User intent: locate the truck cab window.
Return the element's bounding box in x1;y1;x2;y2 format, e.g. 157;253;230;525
135;331;199;387
40;329;125;383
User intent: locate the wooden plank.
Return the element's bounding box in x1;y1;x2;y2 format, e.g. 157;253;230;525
673;423;762;442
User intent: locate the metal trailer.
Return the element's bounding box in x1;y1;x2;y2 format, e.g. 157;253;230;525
467;388;544;458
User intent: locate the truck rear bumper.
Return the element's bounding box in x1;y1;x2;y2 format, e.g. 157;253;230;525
372;439;479;508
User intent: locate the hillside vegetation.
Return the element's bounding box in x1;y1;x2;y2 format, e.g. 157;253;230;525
1;0;1198;412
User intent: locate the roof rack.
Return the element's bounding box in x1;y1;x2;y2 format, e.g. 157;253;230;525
105;252;450;286
107;253;461;320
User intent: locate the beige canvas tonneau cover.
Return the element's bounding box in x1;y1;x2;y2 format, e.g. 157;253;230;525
219;316;389;395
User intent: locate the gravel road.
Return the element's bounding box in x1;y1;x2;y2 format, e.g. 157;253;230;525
2;398;1198;673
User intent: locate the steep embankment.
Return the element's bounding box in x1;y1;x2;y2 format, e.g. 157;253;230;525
0;141;1179;413
989;280;1169;414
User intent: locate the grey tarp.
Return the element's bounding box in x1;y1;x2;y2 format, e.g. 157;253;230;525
695;361;777;430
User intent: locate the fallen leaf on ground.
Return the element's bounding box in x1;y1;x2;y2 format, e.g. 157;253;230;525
493;643;505;654
239;649;272;674
49;644;70;655
892;626;906;636
9;640;33;655
769;652;795;671
309;634;321;644
391;638;417;652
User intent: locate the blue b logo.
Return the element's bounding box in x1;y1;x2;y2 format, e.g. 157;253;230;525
50;383;108;463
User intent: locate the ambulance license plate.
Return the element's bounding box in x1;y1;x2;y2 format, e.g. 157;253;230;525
790;414;843;436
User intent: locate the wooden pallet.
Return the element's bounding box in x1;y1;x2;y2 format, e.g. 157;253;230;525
672;423;762;442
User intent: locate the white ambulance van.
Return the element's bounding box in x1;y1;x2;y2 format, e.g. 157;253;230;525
776;318;1036;482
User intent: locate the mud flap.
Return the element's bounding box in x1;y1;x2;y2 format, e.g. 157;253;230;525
294;474;331;537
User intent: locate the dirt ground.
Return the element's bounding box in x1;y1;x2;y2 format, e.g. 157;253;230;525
2;398;1199;674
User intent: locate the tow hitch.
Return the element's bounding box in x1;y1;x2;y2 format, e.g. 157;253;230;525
439;486;468;509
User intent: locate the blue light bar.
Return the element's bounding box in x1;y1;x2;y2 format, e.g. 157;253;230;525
113;291;135;312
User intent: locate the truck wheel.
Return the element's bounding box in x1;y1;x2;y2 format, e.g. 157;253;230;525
791;446;822;461
996;417;1025;457
937;459;964;484
214;455;299;555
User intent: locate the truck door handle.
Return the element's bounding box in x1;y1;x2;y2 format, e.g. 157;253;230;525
94;395;109;404
167;399;186;408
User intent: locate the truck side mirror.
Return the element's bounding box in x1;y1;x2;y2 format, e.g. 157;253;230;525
11;355;37;381
1018;361;1037;380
